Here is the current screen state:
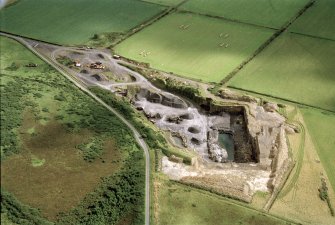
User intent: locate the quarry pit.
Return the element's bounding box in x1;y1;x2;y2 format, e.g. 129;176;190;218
133;87;293;202
39;44;295;203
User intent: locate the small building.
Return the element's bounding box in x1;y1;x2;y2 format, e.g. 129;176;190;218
74;61;81;67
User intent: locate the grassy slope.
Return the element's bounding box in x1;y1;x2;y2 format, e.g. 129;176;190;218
289;0;335;40
228;33;335;112
157;180;289;225
180;0;310;29
270;109;335;225
0;0;164;45
301;109;335;193
115;12;274;83
0;36;143;224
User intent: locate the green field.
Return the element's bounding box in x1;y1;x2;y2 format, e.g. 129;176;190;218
141;0;184;6
289;0;335;40
115;12;274;83
0;0;164;45
228;33;335;111
0;36;144;224
157;181;290;225
302;109;335;193
180;0;310;29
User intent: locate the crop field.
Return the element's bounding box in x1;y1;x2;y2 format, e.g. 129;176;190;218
301;109;335;192
155;180;290;225
0;0;165;45
141;0;184;6
228;33;335;112
179;0;310;29
289;0;335;40
0;37;143;223
115;12;274;83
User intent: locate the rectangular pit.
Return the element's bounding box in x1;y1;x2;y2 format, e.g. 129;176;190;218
209;105;259;163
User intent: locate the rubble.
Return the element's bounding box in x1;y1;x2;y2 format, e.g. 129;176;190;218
208;130;228;162
218;88;258;103
263;102;279;112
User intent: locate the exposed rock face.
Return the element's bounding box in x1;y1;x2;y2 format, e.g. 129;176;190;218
169;155;183;163
285;123;299;134
91;74;108;81
136;88;188;109
263;102;279;112
135;86;291;200
166;115;183;124
218;88;258;103
208;130;228;162
208;113;230;131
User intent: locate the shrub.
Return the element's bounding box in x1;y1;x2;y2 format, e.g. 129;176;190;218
5;62;19;71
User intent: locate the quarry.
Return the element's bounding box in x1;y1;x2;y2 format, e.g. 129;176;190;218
33;41;295;203
2;1;334;223
134;87;294;202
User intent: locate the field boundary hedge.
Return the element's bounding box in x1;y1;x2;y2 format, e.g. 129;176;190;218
175;180;252;203
0;31;62;46
170;181;302;225
290;31;335;42
222;0;315;84
177;10;277;31
113;0;189;48
228;86;335;113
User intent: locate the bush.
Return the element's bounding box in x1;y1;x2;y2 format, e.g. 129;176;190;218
33;93;43;98
56;56;73;67
54;115;64;120
5;62;19;71
1;189;52;225
42;107;49;112
319;178;334;216
54;93;66;101
0;79;28;159
76;138;104;162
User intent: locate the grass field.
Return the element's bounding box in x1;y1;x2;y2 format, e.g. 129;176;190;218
141;0;184;6
115;12;274;83
0;36;142;223
228;33;335;112
301;109;335;193
289;0;335;40
179;0;310;29
0;0;164;45
155;179;290;225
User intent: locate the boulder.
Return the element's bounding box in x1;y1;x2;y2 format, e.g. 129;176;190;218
263;102;279;112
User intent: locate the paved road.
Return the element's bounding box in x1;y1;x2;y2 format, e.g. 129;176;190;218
0;32;151;225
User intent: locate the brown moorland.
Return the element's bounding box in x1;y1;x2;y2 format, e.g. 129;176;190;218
1;111;123;220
